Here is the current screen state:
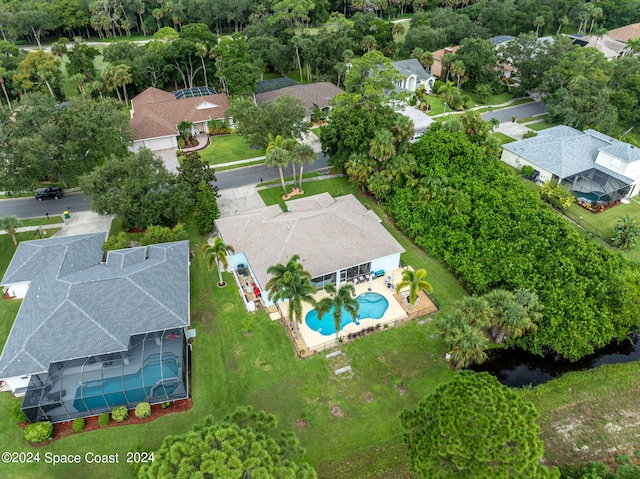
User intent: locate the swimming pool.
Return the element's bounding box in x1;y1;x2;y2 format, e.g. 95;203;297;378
305;292;389;336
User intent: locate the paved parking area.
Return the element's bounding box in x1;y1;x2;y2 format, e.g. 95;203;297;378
217;186;266;217
53;211;114;237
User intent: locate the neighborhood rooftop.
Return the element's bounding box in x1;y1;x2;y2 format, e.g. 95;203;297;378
255;82;344;116
214;193;405;289
0;233;190;379
502;126;640;180
391;59;431;82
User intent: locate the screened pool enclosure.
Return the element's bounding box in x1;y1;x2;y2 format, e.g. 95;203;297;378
21;329;189;423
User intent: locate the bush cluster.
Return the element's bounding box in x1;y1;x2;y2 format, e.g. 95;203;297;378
134;402;151;419
72;417;86;433
12;402;27;423
387;131;640;360
24;421;53;443
111;406;129;423
98;413;110;427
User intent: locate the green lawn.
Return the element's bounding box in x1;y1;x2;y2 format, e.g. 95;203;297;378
17;216;64;227
258;176;353;210
260;171;321;187
564;200;640;262
197;135;266;165
528;120;553;131
517;114;549;124
492;132;516;144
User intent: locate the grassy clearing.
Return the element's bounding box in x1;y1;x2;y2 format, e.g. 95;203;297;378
528;120;553;131
260;171;321;187
16;216;64;227
518;113;549;124
564;201;640;262
522;362;640;469
198;135;266;165
492;132;516;144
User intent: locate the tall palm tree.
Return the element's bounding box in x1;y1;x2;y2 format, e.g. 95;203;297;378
294;143;315;191
395;268;433;309
315;283;359;342
368;129;396;162
264;146;291;196
533;16;545;37
177;119;194;143
458;295;493;328
265;255;314;336
112;64;133;106
202;237;235;287
624;38;640;57
441;53;454;82
612;215;640;250
450;60;466;89
1;215;19;247
282;137;299;189
0;65;12;110
448;322;489;369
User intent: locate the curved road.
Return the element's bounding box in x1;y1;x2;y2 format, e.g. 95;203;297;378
0;153;330;219
481;101;547;123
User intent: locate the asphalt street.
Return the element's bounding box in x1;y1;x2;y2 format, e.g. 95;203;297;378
0;153;330;218
481;102;547;123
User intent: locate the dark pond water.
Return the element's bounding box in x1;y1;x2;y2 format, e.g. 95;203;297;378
469;333;640;388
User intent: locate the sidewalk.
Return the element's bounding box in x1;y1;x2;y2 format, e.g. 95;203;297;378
431;96;533;119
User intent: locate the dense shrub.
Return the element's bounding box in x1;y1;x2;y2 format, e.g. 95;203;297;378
161;401;171;409
134;402;151;419
111;406;129;423
24;421;53;443
520;165;535;179
177;137;185;148
139;223;188;246
386;131;640;360
12;402;27;423
98;413;110;427
72;417;86;433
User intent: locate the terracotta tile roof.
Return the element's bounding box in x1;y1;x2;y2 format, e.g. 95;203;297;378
255;82;344;115
608;22;640;43
430;45;460;77
129;87;230;140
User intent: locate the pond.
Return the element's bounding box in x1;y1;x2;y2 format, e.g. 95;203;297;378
469;333;640;388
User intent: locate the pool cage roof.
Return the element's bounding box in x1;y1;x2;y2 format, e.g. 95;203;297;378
563;167;633;203
255;77;298;94
173;86;218;100
21;329;188;424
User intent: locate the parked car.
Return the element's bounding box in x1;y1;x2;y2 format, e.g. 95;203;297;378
35;187;63;201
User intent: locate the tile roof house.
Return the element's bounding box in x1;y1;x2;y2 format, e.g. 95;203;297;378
568;33;627;59
129;86;229;152
501;126;640;202
430;45;460;78
607;22;640;43
391;58;436;93
215;193;404;307
255;82;344;119
0;233;191;423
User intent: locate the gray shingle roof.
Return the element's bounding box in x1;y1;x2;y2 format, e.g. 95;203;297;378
391;59;431;82
490;35;515;45
215;193;405;290
0;235;189;378
255;82;344;116
502;126;639;179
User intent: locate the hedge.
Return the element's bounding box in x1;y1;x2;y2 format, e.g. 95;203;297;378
24;421;53;443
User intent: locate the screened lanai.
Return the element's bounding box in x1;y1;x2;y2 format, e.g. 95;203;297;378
563;167;632;203
21;329;189;423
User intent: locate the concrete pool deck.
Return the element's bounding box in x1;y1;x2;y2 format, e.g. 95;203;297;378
283;267;412;352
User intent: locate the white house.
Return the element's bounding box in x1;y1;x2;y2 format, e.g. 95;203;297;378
129;86;229;152
501;126;640;202
391;59;436;93
214;193;405;307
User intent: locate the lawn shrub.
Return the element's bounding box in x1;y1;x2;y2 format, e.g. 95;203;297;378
111;406;128;423
177;137;185;148
12;402;27;423
24;421;53;443
98;413;110;427
139;223;188;246
134;402;151;419
520;165;535;179
72;417;86;433
161;401;171;409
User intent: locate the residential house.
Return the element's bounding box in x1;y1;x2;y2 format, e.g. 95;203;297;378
430;45;460;78
391;58;436;93
567;33;626;59
501;126;640;202
214;193;405;309
129;86;229;152
255;82;344;120
0;233;191;423
607;22;640;44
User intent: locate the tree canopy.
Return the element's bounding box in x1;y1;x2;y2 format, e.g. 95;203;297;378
400;371;559;479
138;406;316;479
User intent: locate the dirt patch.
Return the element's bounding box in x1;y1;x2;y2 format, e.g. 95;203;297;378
50;399;192;443
396;382;408;396
330;405;343;417
295;418;308;429
363;392;374;403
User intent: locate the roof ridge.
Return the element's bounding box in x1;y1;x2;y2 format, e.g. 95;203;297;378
125;276;187;325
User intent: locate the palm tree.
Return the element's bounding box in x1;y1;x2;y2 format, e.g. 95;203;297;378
195;42;209;86
450;60;466;89
556;15;569;35
0;65;12;110
202;237;235;287
361;35;377;53
177;119;194;143
485;289;531;344
282;138;299;189
1;215;19;247
458;295;492;328
410;48;434;71
437;81;457;114
294;143;315;191
624;38;640;57
533;16;545;37
368;129;396;162
345;152;375;190
264;146;291;196
447;322;489;369
441;53;454;82
395;268;433;309
315;283;359;342
112;63;132;106
612;215;640;250
265;255;314;338
291;35;304;82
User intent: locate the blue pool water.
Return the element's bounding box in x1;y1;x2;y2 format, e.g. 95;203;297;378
73;353;180;412
305;292;389;336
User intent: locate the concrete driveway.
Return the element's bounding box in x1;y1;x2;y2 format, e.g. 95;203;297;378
154;148;180;173
217;186;266;217
53;211;114;237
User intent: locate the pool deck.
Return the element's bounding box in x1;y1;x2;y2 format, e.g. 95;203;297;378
281;267;436;353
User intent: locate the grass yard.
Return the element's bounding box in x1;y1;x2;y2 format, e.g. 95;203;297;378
16;216;64;227
517;113;549;124
492;132;517;144
564;201;640;262
197;135;266;165
528;120;553;131
258;176;353;210
260;171;321;187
